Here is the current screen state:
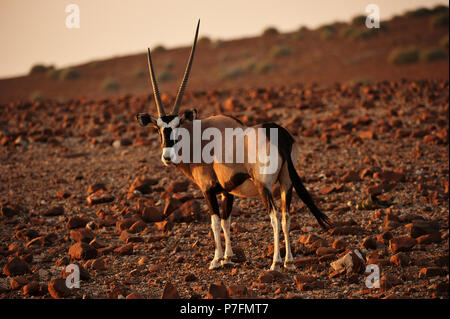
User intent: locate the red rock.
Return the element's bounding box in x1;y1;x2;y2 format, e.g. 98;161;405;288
43;206;64;216
361;236;378;250
141;206;164;222
166;181;189;193
227;285;248;297
23;281;40;296
1;204;20;218
389;236;416;253
128;220;147;233
374;170;404;183
91;258;106;270
207;282;229;299
129;176;157;194
10;276;28;290
390;253;409;267
295;275;324;290
48;278;71;298
376;231;393;242
380;274;402;292
330;250;365;274
70;228;95;243
406;220;440;238
87;190;114;205
359;130;376;139
293;257;318;268
114;243;133;256
329;226;361;235
416;232;442;244
87;183;106;195
183;273;197;282
155;220;173;232
66;215;88;229
418;267;446;278
3;257;30;276
231;246;247;263
161;282;180;299
299;234;321;244
316;247;337;256
332;239;346;250
341;170;361;183
162;198;183;218
126;292;144;299
68;242;98;260
258;270;284;283
116;218;135;232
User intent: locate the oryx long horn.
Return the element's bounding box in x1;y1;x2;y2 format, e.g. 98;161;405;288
171;19;200;115
147;47;165;117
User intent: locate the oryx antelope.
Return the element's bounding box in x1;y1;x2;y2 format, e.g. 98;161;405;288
136;20;332;271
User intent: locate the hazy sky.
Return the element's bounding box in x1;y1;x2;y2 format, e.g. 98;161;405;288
0;0;447;79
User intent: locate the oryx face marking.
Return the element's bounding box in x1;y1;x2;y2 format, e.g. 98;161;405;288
156;115;181;166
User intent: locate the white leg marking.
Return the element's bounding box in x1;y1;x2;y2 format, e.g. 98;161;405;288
209;214;223;270
270;209;282;271
221;216;234;266
281;211;295;270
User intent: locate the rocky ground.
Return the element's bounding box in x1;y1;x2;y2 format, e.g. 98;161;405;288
0;79;448;299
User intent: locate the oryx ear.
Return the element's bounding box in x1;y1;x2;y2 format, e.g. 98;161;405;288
179;109;197;124
136;113;157;127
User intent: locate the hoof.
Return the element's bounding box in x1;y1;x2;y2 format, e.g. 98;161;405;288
221;258;235;268
209;260;222;270
269;263;282;271
284;262;296;271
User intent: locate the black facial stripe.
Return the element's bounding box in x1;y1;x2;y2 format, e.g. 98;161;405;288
162;127;175;147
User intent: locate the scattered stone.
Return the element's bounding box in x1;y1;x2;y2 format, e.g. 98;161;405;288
161;282;180;299
390;252;409;267
23;281;40;296
330;250;365;275
183;274;197;282
128;220;147;233
207;282;229;299
66;215;88;229
389;236;417;253
332;239;346;250
416;232;442;244
141;206;164;222
48;278;71;299
407;220;440;238
418;267;446;278
114;243;133;256
70;228;95;243
361;236;378;250
68;242;98;260
43;206;64;216
87;190;114;205
126;292;144;299
258;270;285;283
3;257;30;276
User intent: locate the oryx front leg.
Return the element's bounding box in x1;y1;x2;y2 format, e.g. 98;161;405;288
220;216;234;267
220;193;234;267
269;209;283;271
210;214;223;270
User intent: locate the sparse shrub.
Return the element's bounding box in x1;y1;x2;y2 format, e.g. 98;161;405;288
262;26;279;36
295;26;308;39
350;28;378;41
198;36;211;44
440;35;449;49
29;91;45;102
217;66;245;80
431;5;449;15
59;67;81;80
152;45;166;53
405;7;433;18
420;47;447;62
134;68;146;78
351;15;367;26
430;12;449;28
212;39;225;49
29;64;54;75
253;61;275;74
320;28;335;40
47;68;61;79
388;47;419;65
157;70;173;82
101;79;120;91
270;45;292;58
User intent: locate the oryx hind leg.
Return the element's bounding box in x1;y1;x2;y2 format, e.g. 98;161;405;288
256;182;282;271
220;193;234;267
279;163;295;270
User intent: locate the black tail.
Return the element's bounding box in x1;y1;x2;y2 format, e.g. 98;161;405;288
262;123;333;230
286;157;333;229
